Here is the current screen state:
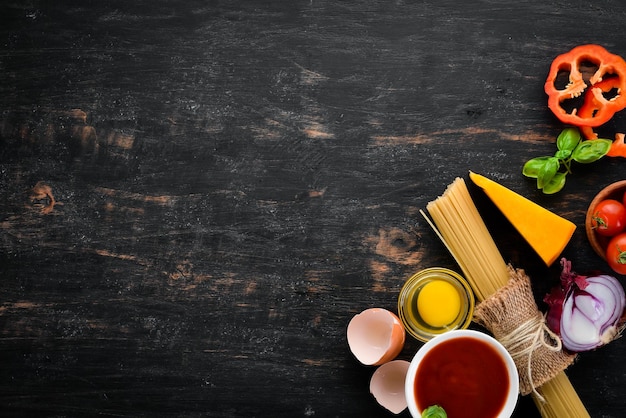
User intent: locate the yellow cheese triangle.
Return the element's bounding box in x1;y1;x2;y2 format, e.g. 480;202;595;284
469;171;576;266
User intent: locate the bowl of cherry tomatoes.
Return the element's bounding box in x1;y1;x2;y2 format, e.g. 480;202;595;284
586;180;626;275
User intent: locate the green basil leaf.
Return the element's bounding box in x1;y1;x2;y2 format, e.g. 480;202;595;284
422;405;447;418
522;156;552;178
541;172;567;194
556;127;581;152
554;149;571;160
572;139;612;163
537;157;560;189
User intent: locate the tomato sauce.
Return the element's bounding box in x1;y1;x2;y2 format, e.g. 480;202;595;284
414;336;511;418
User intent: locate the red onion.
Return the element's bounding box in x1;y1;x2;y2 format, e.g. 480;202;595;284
544;258;626;352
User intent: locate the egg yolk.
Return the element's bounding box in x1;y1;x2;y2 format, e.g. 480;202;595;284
417;280;461;328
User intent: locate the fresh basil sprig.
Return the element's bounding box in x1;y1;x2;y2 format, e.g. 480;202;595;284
522;127;612;194
422;405;447;418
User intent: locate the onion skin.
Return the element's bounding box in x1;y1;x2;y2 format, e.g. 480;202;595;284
544;286;564;335
544;258;626;352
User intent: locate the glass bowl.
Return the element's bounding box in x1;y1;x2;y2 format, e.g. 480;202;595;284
397;267;474;342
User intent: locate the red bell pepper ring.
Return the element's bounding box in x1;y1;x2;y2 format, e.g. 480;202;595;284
544;44;626;128
578;77;623;139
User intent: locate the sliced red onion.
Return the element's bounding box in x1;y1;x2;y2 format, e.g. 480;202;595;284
545;259;626;352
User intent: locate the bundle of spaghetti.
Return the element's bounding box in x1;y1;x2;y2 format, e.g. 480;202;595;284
423;177;508;300
422;177;589;418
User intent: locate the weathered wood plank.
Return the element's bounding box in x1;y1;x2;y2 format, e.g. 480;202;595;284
2;1;626;417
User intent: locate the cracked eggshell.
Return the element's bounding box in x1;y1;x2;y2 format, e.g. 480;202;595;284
370;360;410;414
347;308;406;366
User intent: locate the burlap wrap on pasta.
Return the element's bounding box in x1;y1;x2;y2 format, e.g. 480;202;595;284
473;265;576;396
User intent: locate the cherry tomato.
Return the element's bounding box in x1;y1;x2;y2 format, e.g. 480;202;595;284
606;232;626;275
592;199;626;237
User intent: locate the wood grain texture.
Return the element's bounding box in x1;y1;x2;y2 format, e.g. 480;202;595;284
2;0;626;417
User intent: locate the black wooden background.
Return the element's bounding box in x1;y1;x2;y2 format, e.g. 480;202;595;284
2;1;626;417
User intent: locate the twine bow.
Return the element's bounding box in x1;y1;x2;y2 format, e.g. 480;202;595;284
499;313;562;402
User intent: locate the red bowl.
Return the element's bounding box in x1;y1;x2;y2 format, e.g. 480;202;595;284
585;180;626;260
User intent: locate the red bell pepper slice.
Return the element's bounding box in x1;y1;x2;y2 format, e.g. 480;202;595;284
607;133;626;157
544;44;626;128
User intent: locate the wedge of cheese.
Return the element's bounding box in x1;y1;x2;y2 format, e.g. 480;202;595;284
469;171;576;266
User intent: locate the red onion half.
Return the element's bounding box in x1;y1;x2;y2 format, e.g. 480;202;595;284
544;258;626;352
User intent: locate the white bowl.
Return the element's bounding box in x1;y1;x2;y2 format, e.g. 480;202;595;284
405;329;519;418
